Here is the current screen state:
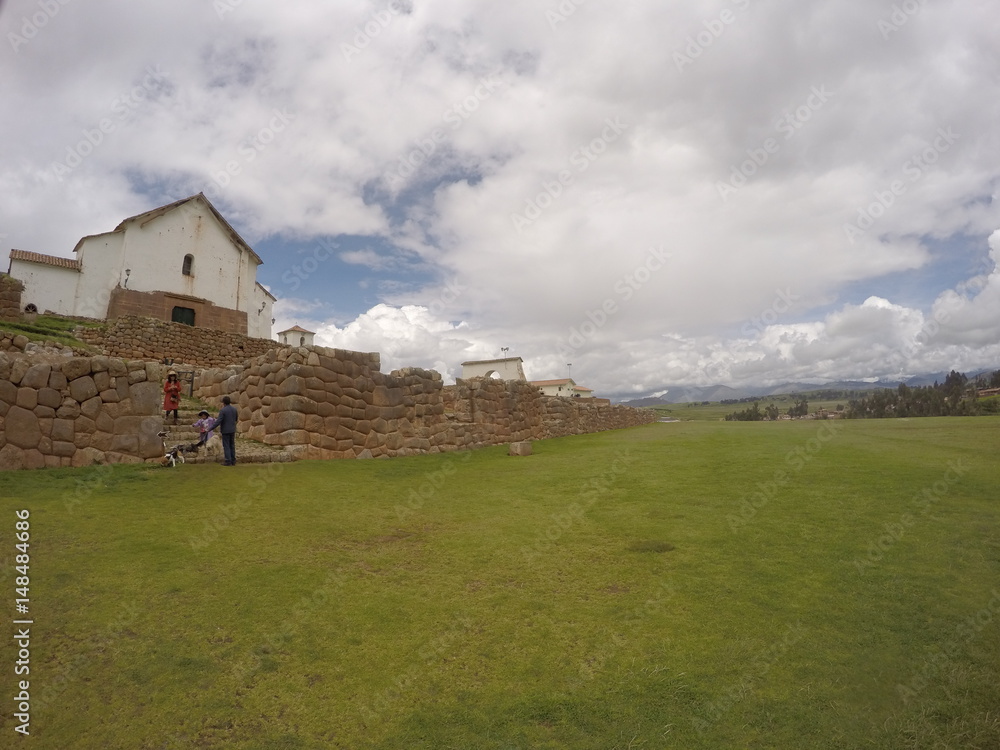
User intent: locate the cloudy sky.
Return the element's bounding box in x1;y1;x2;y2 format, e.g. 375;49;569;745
2;0;998;399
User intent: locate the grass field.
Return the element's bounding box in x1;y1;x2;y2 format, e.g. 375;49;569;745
1;418;999;749
651;396;849;421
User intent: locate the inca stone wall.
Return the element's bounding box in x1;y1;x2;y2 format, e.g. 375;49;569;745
0;350;165;470
0;275;24;320
194;345;657;460
78;315;277;369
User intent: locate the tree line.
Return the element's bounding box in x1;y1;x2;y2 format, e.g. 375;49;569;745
844;370;1000;418
725;399;811;421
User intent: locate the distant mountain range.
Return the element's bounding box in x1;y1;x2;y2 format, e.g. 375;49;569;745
619;371;984;406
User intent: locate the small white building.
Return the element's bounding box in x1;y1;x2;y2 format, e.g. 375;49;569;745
277;325;315;348
461;357;526;381
7;193;275;339
532;378;595;398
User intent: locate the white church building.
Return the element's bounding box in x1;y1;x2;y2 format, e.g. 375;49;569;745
6;193;275;339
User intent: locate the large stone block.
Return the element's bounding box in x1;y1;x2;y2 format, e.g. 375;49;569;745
52;441;76;458
37;387;62;409
0;443;24;471
56;398;81;419
80;396;103;420
34;407;55;422
52;419;74;442
129;381;162;415
62;357;93;381
91;355;110;373
69;376;99;403
110;434;139;454
95;412;114;433
9;359;30;385
265;429;310;446
93;371;111;392
509;441;533;456
22;449;46;470
279;376;307;396
47;370;68;390
138;419;164;458
16;388;38;410
0;379;16;405
265;411;306;432
20;364;51;389
91;432;113;452
72;447;105;467
6;406;41;449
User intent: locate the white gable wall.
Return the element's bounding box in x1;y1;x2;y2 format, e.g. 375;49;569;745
119;200;256;311
249;284;275;340
11;262;81;316
9;195;274;338
75;233;127;319
461;358;526;381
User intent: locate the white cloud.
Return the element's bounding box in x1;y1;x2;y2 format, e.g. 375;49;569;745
2;0;999;397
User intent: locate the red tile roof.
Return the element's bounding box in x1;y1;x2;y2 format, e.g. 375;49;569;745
8;249;81;271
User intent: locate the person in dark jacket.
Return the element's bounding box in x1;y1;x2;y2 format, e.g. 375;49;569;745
215;396;239;466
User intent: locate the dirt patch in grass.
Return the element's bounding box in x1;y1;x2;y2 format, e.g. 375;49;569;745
628;540;675;553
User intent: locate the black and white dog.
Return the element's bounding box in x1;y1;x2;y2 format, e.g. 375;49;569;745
158;430;190;467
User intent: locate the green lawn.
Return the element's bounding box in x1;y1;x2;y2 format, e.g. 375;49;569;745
2;418;999;749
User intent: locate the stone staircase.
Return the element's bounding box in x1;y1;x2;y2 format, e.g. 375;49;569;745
161;397;295;465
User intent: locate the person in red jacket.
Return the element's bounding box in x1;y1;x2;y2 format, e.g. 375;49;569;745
163;370;181;424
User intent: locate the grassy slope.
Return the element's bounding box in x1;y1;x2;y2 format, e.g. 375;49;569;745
1;418;998;749
0;314;99;350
